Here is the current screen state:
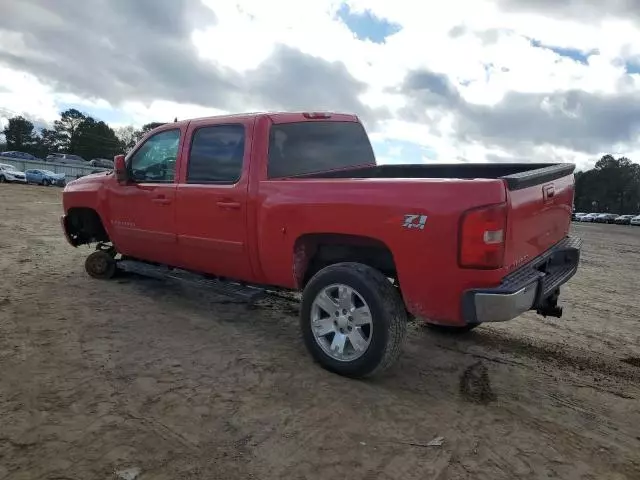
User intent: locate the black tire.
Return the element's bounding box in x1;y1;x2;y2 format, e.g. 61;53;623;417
425;323;479;334
42;179;50;186
0;175;5;183
300;262;407;378
85;250;117;280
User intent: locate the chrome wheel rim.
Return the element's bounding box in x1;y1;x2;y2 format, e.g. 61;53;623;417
310;284;373;362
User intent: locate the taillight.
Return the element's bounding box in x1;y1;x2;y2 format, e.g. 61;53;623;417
459;203;507;269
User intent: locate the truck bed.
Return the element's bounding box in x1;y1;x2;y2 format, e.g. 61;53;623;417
302;163;575;191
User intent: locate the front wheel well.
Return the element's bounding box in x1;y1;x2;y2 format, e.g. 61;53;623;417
66;207;110;246
294;234;398;288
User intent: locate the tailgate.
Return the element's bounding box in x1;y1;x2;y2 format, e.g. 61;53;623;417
502;164;575;271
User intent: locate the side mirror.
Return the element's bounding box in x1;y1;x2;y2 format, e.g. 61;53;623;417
114;154;128;184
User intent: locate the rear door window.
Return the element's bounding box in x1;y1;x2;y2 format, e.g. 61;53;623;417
267;121;375;178
187;124;245;184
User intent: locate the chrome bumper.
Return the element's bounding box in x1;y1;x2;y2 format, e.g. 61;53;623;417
473;283;538;323
462;236;582;324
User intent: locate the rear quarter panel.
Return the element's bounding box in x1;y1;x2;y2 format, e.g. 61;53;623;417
255;178;508;324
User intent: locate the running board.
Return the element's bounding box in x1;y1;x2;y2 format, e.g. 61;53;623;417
117;260;265;303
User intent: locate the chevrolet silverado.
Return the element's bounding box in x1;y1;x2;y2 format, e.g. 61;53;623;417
61;112;582;378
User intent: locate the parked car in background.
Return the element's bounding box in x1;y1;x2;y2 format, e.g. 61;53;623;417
0;163;27;183
580;213;600;222
614;215;635;225
631;215;640;226
25;169;66;187
89;158;114;168
572;212;587;221
46;153;87;165
594;213;619;224
0;151;41;161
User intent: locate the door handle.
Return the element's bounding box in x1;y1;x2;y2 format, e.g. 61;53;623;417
152;196;171;205
216;200;241;209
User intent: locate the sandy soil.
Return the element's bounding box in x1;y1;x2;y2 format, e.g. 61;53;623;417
0;183;639;480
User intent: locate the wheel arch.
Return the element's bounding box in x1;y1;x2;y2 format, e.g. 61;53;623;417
292;233;397;289
64;207;110;246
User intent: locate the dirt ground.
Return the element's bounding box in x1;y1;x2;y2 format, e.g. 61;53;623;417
0;184;639;480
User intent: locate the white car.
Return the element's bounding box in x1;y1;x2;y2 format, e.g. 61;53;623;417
0;163;27;183
580;213;600;222
631;215;640;226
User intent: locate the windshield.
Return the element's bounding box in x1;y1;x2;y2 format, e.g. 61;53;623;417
42;170;56;175
0;164;17;171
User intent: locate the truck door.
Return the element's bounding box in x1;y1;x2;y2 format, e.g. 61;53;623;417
107;128;181;266
174;119;254;281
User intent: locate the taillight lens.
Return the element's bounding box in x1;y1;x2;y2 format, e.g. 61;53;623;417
459;203;507;269
302;112;332;119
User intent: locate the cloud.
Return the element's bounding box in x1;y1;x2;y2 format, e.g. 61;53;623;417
245;45;385;126
400;65;640;156
496;0;640;23
1;0;639;168
0;0;375;123
460;90;640;154
0;0;237;107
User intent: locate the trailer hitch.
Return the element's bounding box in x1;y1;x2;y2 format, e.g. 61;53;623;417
536;289;563;318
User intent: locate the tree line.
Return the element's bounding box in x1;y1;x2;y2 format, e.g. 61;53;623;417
1;109;167;161
574;155;640;214
1;110;638;213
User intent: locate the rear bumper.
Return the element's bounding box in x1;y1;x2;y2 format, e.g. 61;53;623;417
462;236;582;324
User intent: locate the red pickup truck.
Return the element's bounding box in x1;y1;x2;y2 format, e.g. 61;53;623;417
61;112;582;378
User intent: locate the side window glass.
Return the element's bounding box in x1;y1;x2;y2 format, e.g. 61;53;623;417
187;124;244;184
129;129;180;183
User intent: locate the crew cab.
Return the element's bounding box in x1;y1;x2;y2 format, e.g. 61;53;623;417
61;112;582;378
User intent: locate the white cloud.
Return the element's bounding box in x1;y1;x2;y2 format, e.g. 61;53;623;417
1;0;639;168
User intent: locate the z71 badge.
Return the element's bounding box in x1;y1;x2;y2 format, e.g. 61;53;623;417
402;214;428;230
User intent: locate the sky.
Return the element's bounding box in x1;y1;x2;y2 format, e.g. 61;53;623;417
1;0;640;170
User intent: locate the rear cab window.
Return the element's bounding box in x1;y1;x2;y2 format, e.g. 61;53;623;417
267;121;375;178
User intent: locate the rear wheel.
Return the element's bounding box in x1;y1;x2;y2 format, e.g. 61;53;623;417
85;250;117;280
300;262;407;378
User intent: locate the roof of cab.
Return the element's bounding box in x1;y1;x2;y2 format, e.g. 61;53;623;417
167;111;359;128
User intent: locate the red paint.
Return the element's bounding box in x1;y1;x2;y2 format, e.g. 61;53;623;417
62;112;575;325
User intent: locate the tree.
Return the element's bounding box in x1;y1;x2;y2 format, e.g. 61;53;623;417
53;108;87;153
115;125;138;152
140;122;166;136
574;155;640;214
36;128;64;157
74;118;121;160
3;116;38;152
